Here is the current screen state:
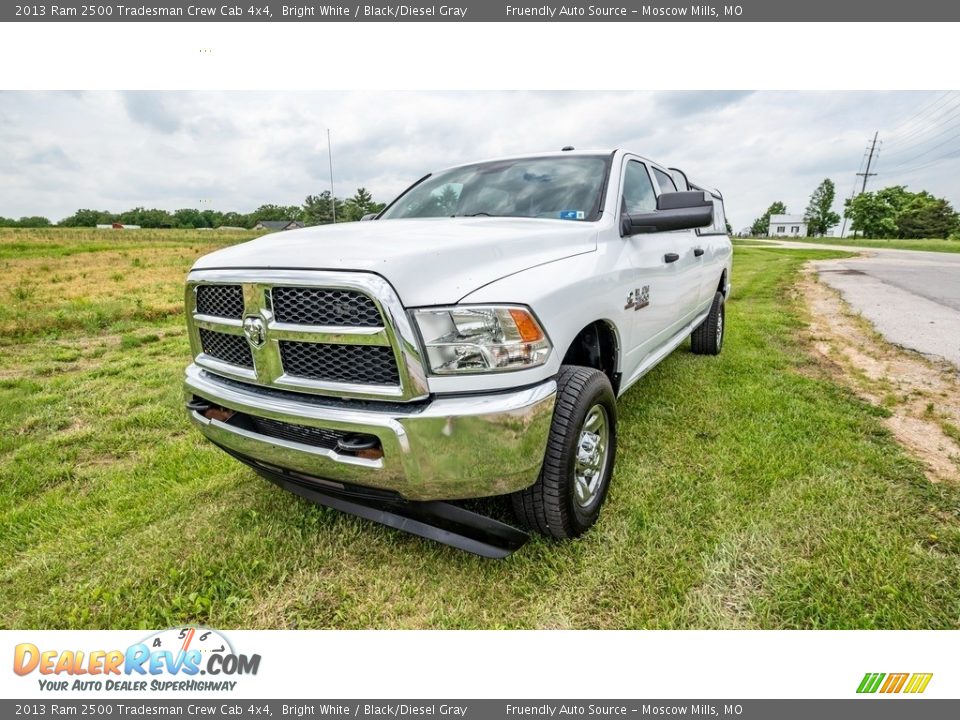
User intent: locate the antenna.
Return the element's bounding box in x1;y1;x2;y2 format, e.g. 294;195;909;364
327;128;336;224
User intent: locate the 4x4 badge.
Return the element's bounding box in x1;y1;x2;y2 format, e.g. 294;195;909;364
625;286;650;311
242;316;267;349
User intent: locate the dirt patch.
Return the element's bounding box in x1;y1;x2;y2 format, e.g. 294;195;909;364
798;267;960;483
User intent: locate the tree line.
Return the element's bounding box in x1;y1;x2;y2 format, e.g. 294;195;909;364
0;188;386;229
750;178;959;239
844;186;959;239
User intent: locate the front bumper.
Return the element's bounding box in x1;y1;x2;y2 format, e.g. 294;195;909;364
184;364;556;501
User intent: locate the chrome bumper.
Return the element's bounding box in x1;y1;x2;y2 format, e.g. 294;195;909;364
184;364;556;501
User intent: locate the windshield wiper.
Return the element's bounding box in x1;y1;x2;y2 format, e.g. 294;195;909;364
456;212;496;217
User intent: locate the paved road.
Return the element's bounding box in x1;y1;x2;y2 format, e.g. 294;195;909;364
756;240;960;367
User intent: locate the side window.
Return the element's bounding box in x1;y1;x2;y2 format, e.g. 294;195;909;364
621;161;656;215
695;190;728;235
653;168;678;194
711;197;727;234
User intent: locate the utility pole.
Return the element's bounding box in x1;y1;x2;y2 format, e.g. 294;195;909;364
857;131;879;193
841;132;879;237
839;172;860;239
327;128;336;224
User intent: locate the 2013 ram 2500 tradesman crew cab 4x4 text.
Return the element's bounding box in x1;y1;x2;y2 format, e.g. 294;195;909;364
183;149;732;556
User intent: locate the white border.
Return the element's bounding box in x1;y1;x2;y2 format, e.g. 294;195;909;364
2;17;955;705
2;630;953;699
1;22;956;91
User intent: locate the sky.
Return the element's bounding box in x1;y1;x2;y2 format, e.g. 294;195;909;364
1;90;959;232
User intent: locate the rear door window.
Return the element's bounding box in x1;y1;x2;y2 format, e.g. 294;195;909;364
698;196;727;235
712;197;727;234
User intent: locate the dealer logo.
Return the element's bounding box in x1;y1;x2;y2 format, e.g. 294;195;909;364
857;672;933;694
13;626;261;693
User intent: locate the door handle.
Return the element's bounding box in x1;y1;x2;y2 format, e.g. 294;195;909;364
664;252;680;264
694;247;705;257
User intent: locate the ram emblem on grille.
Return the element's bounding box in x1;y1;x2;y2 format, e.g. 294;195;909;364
242;316;267;349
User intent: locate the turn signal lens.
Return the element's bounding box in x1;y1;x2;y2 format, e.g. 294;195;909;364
509;308;545;343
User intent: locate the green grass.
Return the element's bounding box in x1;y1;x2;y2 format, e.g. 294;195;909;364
3;229;960;629
742;235;960;253
0;228;263;342
730;238;777;247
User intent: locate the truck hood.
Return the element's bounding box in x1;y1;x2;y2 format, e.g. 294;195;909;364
192;217;598;305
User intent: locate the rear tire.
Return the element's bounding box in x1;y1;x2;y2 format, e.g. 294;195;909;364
691;290;725;355
512;366;617;539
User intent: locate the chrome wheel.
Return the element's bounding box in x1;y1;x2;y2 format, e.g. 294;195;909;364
716;305;724;351
573;404;610;508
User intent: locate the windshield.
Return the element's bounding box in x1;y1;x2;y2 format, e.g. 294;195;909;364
379;155;610;221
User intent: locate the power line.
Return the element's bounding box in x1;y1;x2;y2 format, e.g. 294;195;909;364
882;146;960;179
883;102;960;157
854;93;960;205
885;91;952;134
884;91;957;140
875;94;960;181
883;129;960;172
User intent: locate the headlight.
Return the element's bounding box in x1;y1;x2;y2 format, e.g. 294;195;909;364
413;305;552;374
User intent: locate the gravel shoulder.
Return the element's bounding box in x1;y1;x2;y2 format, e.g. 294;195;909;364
799;268;960;484
753;239;960;367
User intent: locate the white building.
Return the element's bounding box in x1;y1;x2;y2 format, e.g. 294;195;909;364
768;215;807;237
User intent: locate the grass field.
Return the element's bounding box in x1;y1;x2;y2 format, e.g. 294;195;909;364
3;228;960;629
740;236;960;253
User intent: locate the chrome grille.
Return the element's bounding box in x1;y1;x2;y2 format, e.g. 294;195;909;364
279;341;400;386
196;284;244;319
199;328;253;368
271;287;382;327
186;270;428;401
248;416;349;451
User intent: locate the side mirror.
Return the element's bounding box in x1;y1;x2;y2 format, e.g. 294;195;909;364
360;213;377;222
622;191;713;236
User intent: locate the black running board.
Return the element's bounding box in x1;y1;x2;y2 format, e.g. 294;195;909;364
217;445;529;558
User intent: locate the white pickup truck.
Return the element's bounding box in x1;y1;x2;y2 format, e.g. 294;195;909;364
183;149;732;556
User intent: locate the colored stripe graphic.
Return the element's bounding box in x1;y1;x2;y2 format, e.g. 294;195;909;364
904;673;933;694
857;673;885;693
880;673;909;693
857;672;932;694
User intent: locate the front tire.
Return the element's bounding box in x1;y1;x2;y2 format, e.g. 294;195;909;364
512;366;617;539
691;290;725;355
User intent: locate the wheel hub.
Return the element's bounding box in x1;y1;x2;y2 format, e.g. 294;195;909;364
574;404;610;508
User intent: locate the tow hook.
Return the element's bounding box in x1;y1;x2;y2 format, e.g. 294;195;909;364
187;398;234;423
337;433;384;460
186;398;211;414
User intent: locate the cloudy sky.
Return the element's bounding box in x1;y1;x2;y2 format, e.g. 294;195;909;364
2;90;959;230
